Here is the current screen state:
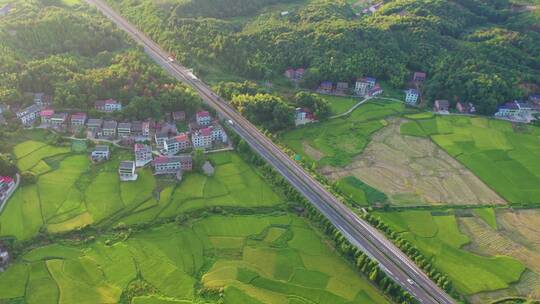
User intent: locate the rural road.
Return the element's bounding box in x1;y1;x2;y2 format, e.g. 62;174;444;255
85;1;455;303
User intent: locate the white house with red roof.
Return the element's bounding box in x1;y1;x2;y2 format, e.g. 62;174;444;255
163;132;191;155
355;77;376;96
40;109;55;124
196;111;212;126
95;99;122;112
70;112;87;128
192;127;212;149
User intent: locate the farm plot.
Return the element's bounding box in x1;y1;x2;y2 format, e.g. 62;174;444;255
0;185;43;240
0;215;388;304
281;100;407;167
402;115;540;205
375;210;525;296
159;152;282;217
16;144;71;171
325;119;506;206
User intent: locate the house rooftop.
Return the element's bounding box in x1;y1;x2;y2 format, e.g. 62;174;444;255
199;127;212;136
118;122;132;129
119;161;135;170
94;145;109;152
134;143;151;151
197;111;210;118
87;118;103;125
0;176;14;183
71;112;86;119
95;99;119;106
103;120;118;129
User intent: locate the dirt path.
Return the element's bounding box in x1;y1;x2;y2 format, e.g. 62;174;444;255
322;118;507;206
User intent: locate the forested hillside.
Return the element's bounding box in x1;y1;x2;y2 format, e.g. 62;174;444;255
107;0;540;114
0;0;200;119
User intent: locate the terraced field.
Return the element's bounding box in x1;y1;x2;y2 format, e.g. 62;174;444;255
374;210;525;296
0;138;388;303
0;216;388;304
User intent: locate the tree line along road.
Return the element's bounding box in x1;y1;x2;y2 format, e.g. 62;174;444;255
84;1;455;303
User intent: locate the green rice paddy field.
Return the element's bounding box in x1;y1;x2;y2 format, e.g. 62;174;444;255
374;210;525;296
281;99;410;167
0;216;388;304
0;137;388;303
401;115;540;205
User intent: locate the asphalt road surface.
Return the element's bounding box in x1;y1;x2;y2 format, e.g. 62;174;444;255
86;1;455;303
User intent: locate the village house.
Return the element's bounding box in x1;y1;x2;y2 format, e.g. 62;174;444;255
318;81;333;94
16;104;41;126
335;82;349;94
0;176;15;205
155;131;169;148
284;68;305;81
50;113;69;127
433;100;450;114
87;118;103;131
142;120;151;137
130;121;143;136
152;154;192;178
163;133;191;155
368;84;383;97
134;144;152;167
362;2;383;14
196;111;212;126
192;127;212;149
70;113;87;128
102;120;118;138
40;109;55;125
355;77;376;96
117;122;132;137
211;124;228;144
172;111;186;122
413;72;427;82
405;89;419;105
95;99;122;112
202;161;215;176
495;100;540;121
456;102;476;114
91;145;110;162
33;93;52;107
295;108;316;126
119;161;137;181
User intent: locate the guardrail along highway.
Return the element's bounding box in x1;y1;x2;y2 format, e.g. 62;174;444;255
86;1;455;303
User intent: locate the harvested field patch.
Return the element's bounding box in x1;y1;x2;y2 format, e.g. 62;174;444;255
404;115;540;205
325;119;506;206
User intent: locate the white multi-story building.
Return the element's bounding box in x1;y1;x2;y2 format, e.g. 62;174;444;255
16;104;41;125
91;145;110;162
196;111;212;126
119;161;137;181
153;154;193;175
95;99;122;112
405;89;419;105
211;125;227;143
192;127;212;149
355;77;376;96
134;144;152;167
163;133;191;155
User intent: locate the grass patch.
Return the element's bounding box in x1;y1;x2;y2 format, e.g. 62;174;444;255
281;100;405;167
336;176;387;206
474;208;498;229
